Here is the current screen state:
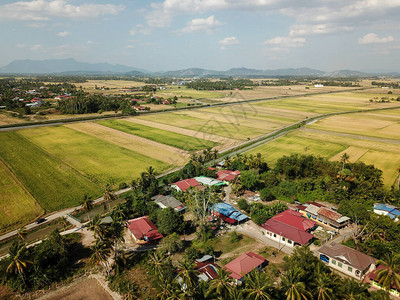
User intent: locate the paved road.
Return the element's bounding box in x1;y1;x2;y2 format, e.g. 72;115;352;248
0;187;131;243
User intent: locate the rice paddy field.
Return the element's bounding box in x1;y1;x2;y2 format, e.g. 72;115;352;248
1;88;399;233
247;107;400;186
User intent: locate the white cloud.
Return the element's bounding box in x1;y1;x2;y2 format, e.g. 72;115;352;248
57;31;71;37
289;24;353;37
358;33;395;44
30;44;43;51
219;36;239;45
0;0;124;21
129;24;151;36
180;15;222;33
16;43;26;48
263;36;306;48
86;40;94;45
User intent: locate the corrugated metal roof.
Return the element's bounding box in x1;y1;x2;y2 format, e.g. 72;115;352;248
225;252;266;280
262;219;314;245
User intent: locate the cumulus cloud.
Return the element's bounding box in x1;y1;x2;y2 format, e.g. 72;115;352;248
263;36;306;48
289;24;353;37
358;33;395;44
180;15;222;33
219;36;239;45
129;24;151;36
30;44;43;51
0;0;124;21
57;31;71;37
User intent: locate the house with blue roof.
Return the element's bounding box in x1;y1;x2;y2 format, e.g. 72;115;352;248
373;203;400;221
211;203;248;224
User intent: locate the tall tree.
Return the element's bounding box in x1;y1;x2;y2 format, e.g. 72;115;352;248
281;267;311;300
81;194;94;222
90;239;111;275
6;242;33;287
207;268;235;299
241;270;275;300
376;252;400;292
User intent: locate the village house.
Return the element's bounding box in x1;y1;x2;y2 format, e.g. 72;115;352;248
303;203;349;229
373;203;400;221
216;170;241;182
126;216;163;245
171;178;203;192
261;210;315;248
194;176;226;187
195;255;219;282
318;243;376;280
224;252;267;283
151;195;186;214
210;202;248;224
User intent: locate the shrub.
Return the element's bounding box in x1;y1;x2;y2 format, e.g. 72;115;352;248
118;182;128;190
230;231;242;243
238;199;250;212
260;188;275;201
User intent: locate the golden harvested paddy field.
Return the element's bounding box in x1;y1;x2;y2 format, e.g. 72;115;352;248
248;119;400;186
309;108;400;140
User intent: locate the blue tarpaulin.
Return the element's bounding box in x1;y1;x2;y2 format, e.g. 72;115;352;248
211;203;248;222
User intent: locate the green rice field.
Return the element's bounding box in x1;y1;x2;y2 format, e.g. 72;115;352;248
97;119;217;151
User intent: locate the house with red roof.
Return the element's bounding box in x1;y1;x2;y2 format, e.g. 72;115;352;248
216;170;240;182
224;252;267;283
261;209;315;248
195;257;219;282
171;178;203;192
126;216;163;245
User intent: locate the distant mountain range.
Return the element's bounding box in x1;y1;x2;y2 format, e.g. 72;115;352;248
0;58;398;77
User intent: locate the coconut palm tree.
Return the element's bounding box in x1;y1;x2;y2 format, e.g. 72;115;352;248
149;251;166;278
17;226;28;243
177;260;200;296
312;274;336;300
338;278;370;300
207;268;235;299
81;194;94;222
241;270;275;300
103;183;116;211
6;242;33;287
376;252;400;292
90;239;111;275
340;153;350;170
156;278;182;300
89;215;109;241
281;267;311;300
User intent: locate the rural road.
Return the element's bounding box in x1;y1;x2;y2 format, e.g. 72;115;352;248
0;187;131;243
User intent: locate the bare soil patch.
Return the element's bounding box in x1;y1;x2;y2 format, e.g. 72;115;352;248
37;278;113;300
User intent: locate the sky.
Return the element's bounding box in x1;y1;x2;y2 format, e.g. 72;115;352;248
0;0;399;72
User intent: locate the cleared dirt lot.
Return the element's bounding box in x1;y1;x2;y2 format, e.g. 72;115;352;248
37;278;113;300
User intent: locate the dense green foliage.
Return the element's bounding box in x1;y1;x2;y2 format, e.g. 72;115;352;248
0;231;84;292
186;79;256;90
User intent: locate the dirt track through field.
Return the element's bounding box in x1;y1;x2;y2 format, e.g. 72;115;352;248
65;123;189;165
125;117;241;151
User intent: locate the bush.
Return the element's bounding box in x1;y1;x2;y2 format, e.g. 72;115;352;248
118;182;128;190
204;245;215;256
237;199;250;212
313;240;321;246
230;231;242;243
159;232;184;254
260;188;275;201
184;247;202;262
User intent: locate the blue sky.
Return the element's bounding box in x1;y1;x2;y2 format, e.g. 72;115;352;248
0;0;399;72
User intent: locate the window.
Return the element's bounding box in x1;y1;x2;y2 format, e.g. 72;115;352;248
338;262;343;268
348;266;353;272
332;260;336;265
273;234;276;238
282;237;286;241
288;240;292;244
